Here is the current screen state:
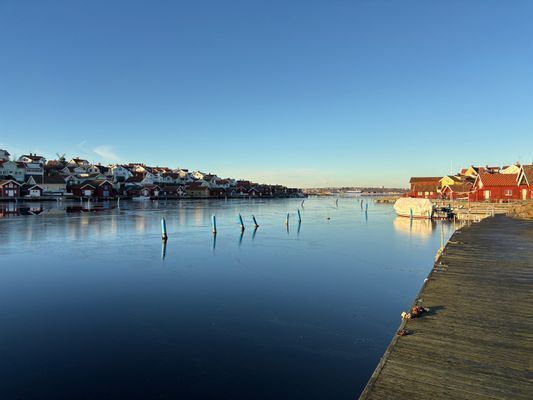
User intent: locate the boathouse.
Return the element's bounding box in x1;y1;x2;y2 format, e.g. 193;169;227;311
471;173;520;201
0;180;21;198
21;184;44;198
408;177;441;199
441;182;473;200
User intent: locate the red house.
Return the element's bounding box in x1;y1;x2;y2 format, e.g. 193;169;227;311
471;173;520;202
70;183;95;197
409;177;441;199
517;165;533;200
71;180;114;198
441;182;473;200
0;180;21;198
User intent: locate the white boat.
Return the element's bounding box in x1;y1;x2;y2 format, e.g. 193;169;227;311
132;195;150;201
393;198;434;219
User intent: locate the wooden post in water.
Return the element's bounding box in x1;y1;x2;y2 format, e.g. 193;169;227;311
365;202;368;213
410;208;413;220
211;215;217;235
440;221;444;252
239;214;245;232
285;213;290;225
161;217;168;241
161;240;167;260
252;215;259;228
297;209;301;223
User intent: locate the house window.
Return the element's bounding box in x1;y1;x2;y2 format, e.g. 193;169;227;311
504;189;513;196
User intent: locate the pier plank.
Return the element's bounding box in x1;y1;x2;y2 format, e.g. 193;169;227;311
359;215;533;399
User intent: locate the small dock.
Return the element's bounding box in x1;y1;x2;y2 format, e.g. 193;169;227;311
359;215;533;400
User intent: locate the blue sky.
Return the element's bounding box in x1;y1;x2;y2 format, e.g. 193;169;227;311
1;0;532;187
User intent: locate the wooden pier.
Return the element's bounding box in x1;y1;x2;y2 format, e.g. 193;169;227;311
359;215;533;400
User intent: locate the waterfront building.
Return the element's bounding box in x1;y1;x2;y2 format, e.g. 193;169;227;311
185;181;210;198
441;182;473;200
70;180;114;198
408;177;441;199
0;180;21;198
20;184;44;198
471;173;520;201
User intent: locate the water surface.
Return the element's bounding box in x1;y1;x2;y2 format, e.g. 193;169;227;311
0;197;453;399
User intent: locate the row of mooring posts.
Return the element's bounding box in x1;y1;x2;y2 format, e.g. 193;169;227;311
161;209;305;241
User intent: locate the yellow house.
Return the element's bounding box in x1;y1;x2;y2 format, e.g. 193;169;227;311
439;175;463;189
501;164;521;174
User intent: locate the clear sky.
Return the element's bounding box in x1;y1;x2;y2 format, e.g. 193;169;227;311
1;0;532;188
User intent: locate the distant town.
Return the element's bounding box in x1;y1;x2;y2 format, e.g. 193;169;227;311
0;149;304;200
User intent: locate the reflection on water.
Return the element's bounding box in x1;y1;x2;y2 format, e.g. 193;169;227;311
393;216;435;239
0;198;454;400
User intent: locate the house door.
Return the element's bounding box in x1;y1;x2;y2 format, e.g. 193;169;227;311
30;189;40;197
103;190;109;197
522;189;528;200
484;190;490;200
7;190;15;197
84;190;92;197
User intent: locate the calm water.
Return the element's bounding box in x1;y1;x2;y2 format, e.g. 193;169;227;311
0;197;453;399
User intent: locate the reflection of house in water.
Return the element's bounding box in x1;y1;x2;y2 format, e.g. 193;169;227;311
135;215;146;233
18;204;44;215
0;202;19;217
194;206;205;225
393;217;435;239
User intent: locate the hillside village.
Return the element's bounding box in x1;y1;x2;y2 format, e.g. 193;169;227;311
0;149;303;200
409;164;533;201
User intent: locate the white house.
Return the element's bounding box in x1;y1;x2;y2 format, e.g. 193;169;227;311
0;149;10;162
18;153;46;165
0;161;26;182
27;175;67;194
23;162;44;180
192;171;207;180
108;165;133;182
67;157;90;167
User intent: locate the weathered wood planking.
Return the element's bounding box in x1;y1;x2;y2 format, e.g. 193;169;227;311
359;215;533;400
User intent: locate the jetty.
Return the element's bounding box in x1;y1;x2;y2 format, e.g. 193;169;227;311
359;215;533;400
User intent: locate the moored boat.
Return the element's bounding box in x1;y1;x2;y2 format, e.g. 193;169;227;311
393;197;434;219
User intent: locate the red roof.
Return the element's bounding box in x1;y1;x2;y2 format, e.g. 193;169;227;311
478;173;518;187
409;177;441;183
